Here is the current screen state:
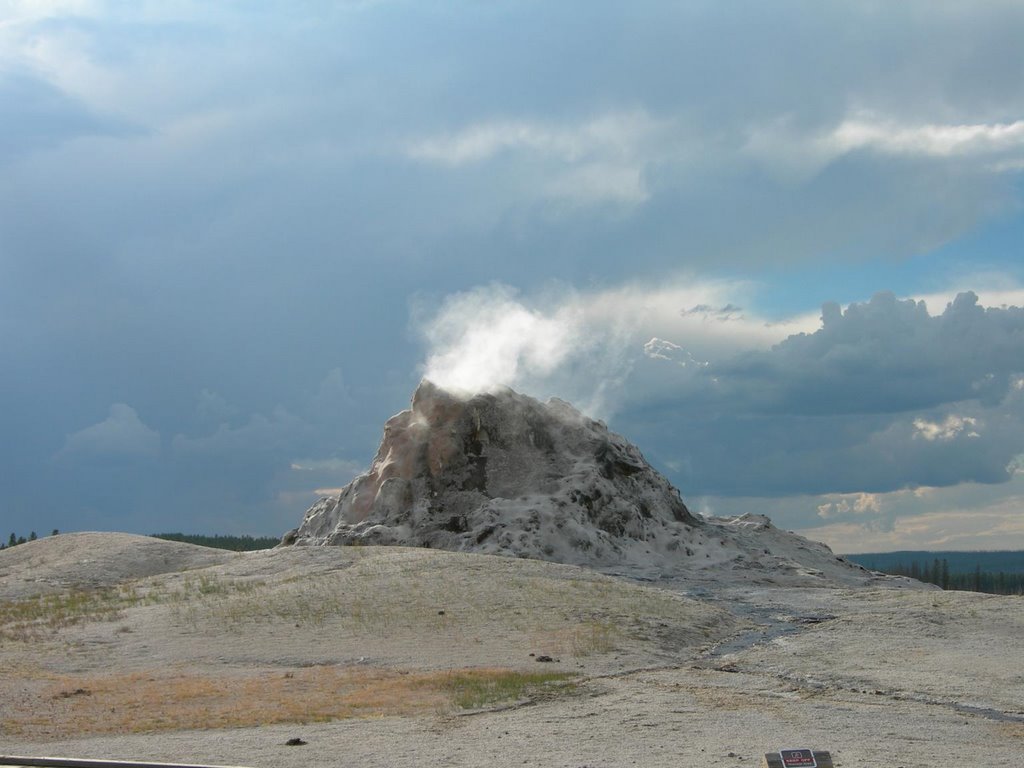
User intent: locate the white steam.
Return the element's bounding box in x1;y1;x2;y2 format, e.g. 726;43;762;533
421;285;583;395
417;279;811;416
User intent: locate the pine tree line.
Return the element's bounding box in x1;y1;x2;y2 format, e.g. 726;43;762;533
1;530;56;550
881;557;1024;595
1;530;277;553
150;533;280;551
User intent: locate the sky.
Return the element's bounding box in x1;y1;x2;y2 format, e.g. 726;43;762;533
2;1;1024;553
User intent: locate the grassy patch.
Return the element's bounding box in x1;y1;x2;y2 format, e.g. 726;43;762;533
2;665;578;738
441;668;576;709
0;585;139;641
0;573;268;641
180;573;262;597
569;619;618;655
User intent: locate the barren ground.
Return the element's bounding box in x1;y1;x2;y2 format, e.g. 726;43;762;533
1;533;1022;767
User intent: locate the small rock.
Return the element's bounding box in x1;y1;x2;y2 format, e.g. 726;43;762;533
535;654;556;662
285;738;307;746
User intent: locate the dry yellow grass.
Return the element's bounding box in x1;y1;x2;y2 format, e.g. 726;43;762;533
531;619;619;658
1;665;575;740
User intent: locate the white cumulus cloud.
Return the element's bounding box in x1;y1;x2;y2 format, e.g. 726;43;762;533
913;415;981;441
817;492;883;520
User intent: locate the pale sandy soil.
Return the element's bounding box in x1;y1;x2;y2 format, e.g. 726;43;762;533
2;533;1022;768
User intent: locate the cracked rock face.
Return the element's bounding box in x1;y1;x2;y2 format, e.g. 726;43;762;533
283;380;887;586
285;380;701;567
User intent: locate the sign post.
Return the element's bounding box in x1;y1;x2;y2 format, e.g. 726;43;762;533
761;749;833;768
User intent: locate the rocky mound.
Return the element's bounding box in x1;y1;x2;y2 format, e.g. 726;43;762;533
284;381;881;586
0;532;236;599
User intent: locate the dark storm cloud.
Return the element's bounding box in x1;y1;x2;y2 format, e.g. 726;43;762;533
629;293;1024;500
3;1;1024;537
712;292;1024;415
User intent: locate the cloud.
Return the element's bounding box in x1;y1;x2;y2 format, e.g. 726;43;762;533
152;373;377;531
285;456;365;507
831;116;1024;158
5;2;1024;542
680;303;744;321
420;282;1024;504
59;403;160;459
913;415;980;441
694;468;1024;552
642;338;707;368
794;472;1024;552
192;389;236;428
0;73;132;163
406;110;676;205
630;291;1024;499
406;111;670;167
171;406;312;462
416;278;810;415
289;457;364;476
705;291;1024;416
308;367;356;416
0;0;97;25
165;368;368;494
911;277;1024;316
817;492;883;521
746;112;1024;183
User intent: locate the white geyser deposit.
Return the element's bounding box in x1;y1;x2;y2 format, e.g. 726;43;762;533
284;380;881;586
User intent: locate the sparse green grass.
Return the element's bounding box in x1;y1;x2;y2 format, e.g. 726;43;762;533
183;572;262;596
0;584;140;641
441;668;577;709
0;573;265;640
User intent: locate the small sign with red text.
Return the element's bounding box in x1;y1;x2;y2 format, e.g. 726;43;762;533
779;749;817;768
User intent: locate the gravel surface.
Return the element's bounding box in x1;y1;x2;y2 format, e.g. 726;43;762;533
2;533;1022;768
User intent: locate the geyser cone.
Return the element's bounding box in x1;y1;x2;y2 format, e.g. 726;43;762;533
284;380;701;568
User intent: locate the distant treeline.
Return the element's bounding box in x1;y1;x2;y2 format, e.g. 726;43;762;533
151;533;280;551
845;550;1024;595
1;530;51;549
846;550;1024;574
1;530;279;553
